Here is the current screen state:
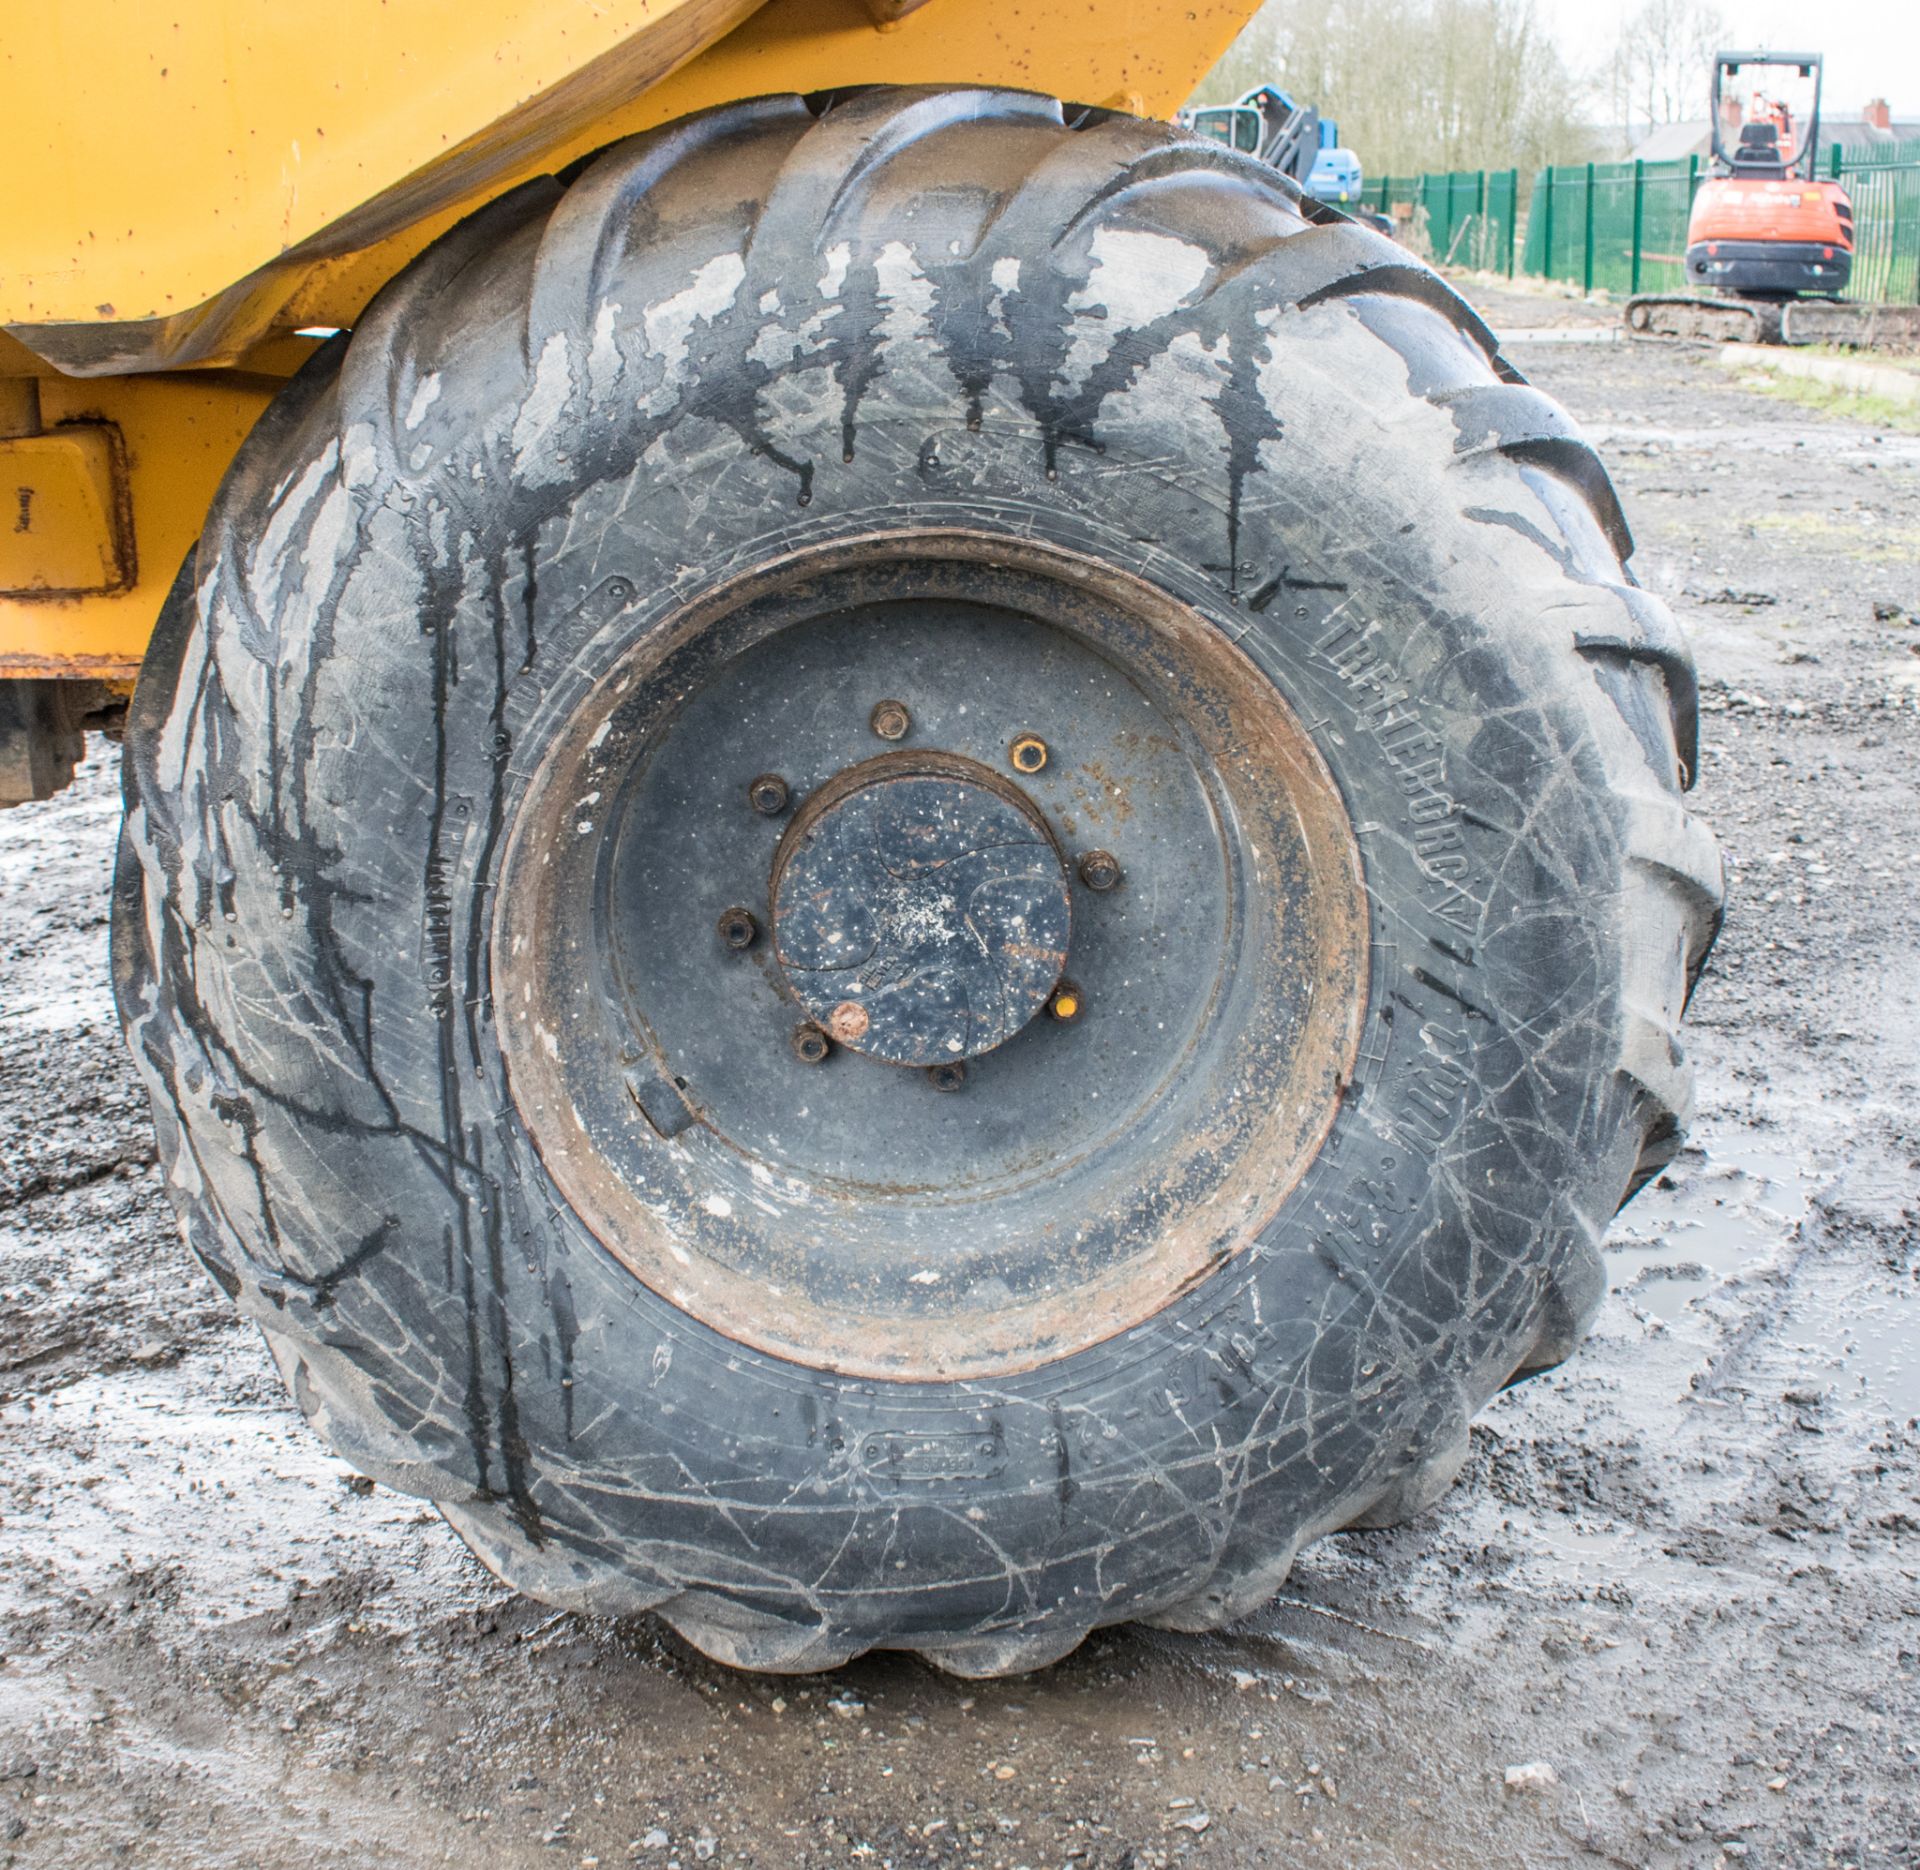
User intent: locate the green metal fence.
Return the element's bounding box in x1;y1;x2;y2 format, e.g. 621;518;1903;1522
1520;159;1701;295
1361;170;1518;274
1362;144;1920;304
1839;156;1920;304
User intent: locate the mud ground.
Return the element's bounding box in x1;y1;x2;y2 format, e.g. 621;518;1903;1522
1;286;1916;1869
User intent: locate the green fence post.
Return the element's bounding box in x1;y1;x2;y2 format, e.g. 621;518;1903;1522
1830;141;1841;181
1630;159;1645;295
1896;169;1912;305
1507;169;1518;275
1913;178;1920;306
1541;166;1555;280
1582;161;1596;292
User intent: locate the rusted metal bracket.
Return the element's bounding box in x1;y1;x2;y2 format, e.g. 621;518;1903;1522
0;381;135;598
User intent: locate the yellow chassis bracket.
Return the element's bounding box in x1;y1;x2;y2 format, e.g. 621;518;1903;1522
0;350;288;678
0;425;134;600
0;0;1260;676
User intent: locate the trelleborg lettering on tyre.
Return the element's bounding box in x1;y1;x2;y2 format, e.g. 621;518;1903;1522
112;86;1721;1674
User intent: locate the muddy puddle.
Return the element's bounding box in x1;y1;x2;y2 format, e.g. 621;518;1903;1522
0;1352;480;1629
1606;1141;1815;1324
1607;1133;1919;1423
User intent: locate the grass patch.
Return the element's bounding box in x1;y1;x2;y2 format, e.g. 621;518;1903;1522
1750;507;1920;561
1794;343;1920;376
1733;369;1920;433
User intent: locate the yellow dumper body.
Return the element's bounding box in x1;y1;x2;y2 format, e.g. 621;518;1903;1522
0;0;1257;682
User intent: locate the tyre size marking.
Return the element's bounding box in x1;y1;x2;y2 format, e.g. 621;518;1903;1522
1141;1317;1269;1424
421;807;467;1017
1399;1018;1473;1150
1314;615;1486;936
1310;611;1485;1158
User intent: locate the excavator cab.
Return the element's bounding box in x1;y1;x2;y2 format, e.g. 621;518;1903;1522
1627;48;1920;343
1187;86;1379;220
1711;53;1822;181
1187;101;1264;155
1188;83;1322;179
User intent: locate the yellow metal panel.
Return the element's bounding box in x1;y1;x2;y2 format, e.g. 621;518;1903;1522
0;427;132;597
2;0;766;329
0;372;283;678
5;0;1259;370
279;0;1262;338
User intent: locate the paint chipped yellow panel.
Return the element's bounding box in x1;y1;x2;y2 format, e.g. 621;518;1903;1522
2;0;767;329
4;0;1260;352
0;372;283;677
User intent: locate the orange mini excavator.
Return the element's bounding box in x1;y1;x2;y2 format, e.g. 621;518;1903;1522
1628;51;1918;347
1689;51;1850;297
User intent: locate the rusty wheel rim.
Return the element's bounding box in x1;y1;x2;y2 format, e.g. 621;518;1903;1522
495;533;1367;1380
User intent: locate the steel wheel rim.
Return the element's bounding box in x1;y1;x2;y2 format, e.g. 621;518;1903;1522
495;532;1368;1380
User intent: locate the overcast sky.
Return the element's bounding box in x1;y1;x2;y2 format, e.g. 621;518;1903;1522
1532;0;1920;116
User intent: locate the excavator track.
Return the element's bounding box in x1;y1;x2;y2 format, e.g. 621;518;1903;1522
1626;294;1920;353
1779;300;1920;351
1624;296;1783;344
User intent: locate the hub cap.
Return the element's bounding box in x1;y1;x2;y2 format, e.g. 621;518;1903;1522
770;752;1071;1067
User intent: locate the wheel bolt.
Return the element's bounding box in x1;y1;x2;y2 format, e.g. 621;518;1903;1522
1048;981;1083;1022
1009;733;1048;775
1078;849;1122;892
717;906;758;950
748;772;790;816
926;1060;968;1092
791;1023;831;1065
870;699;912;741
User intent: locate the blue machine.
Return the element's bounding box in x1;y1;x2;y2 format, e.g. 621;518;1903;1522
1307;130;1364;206
1187;86;1368;211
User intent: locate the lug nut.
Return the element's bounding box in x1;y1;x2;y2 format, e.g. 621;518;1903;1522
1048;981;1084;1022
1078;849;1122;892
791;1023;831;1065
926;1060;968;1092
1009;733;1049;775
748;772;790;816
870;699;912;741
716;906;759;950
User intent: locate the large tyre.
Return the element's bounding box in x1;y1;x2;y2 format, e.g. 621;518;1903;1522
113;88;1721;1674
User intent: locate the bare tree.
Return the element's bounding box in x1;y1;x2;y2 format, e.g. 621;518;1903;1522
1603;0;1725;133
1191;0;1594;178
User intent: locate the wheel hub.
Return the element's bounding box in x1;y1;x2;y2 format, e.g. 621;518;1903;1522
770;752;1070;1067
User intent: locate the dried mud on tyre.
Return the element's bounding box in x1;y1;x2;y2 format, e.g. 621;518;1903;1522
112;87;1721;1674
